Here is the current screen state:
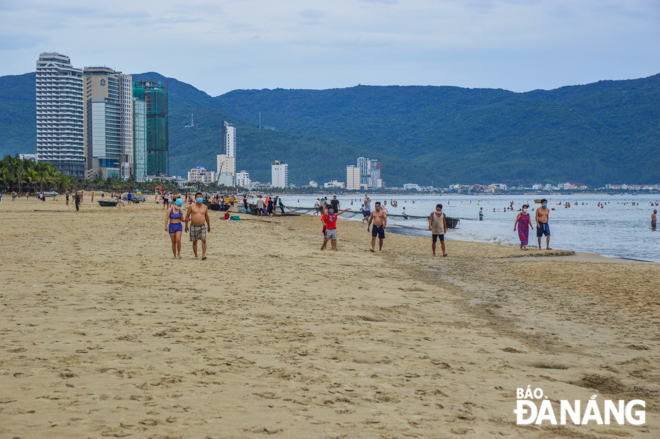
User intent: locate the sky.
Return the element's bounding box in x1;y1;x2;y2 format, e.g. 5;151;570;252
1;0;659;96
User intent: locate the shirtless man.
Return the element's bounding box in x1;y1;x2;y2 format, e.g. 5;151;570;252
652;209;657;230
535;198;552;250
367;201;387;252
185;192;211;260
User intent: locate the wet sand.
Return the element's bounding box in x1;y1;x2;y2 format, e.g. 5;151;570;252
0;198;658;438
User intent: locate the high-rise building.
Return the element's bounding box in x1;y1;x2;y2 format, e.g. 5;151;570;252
221;121;236;175
36;53;85;178
368;159;383;189
271;161;288;188
133;81;168;176
236;170;251;188
347;165;361;190
132;97;147;182
357;157;370;186
83;67;132;180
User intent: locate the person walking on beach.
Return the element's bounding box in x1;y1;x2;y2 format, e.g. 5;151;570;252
535;198;552;250
243;196;248;212
367;202;387;252
74;192;81;212
429;204;447;257
185;192;211;260
127;192;132;205
65;192;69;206
652;209;657;230
514;204;533;250
279;197;285;215
320;205;351;251
166;198;186;259
363;194;372;224
331;195;340;213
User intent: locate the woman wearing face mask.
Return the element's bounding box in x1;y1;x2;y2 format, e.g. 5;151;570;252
514;204;533;250
166;198;185;259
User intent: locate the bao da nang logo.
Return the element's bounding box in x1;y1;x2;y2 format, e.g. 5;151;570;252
514;386;645;425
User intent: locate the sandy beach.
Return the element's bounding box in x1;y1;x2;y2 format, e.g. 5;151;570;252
0;198;658;438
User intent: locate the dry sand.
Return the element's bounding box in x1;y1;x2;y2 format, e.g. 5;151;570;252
0;197;658;438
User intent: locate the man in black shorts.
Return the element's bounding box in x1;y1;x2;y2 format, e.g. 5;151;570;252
367;201;387;252
429;204;447;257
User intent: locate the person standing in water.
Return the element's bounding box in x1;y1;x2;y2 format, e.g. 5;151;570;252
367;201;387;252
652;209;657;230
535;198;552;250
514;204;533;250
166;198;186;259
185;192;211;260
429;204;448;257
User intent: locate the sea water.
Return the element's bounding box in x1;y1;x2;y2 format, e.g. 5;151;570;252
284;194;660;262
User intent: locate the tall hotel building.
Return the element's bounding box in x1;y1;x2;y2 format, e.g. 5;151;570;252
83;67;133;180
36;53;85;177
133;81;168;176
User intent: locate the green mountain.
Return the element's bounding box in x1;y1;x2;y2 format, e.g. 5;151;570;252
2;71;659;186
215;77;660;186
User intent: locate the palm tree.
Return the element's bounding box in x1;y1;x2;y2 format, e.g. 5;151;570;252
55;174;71;193
14;164;26;195
36;170;51;193
24;168;38;194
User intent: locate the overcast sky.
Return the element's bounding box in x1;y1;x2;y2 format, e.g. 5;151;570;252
1;0;659;96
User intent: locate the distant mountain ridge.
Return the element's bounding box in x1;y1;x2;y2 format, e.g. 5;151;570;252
1;71;658;186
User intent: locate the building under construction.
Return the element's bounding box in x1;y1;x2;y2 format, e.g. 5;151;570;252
132;81;168;176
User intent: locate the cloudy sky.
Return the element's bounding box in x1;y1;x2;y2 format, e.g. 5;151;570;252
1;0;659;96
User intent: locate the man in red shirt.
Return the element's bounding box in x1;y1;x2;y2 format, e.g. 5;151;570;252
321;205;351;251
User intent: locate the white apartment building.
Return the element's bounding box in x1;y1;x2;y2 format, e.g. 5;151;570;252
236;170;251;188
347;165;361;190
187;167;216;184
222;121;237;174
324;180;345;189
271;161;288;188
309;180;318;188
403;183;421;191
36;53;85;178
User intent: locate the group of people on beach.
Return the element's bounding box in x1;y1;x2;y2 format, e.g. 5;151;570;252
314;194;450;256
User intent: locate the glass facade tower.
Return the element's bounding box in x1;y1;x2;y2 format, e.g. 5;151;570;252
133;81;168;176
132;98;147;182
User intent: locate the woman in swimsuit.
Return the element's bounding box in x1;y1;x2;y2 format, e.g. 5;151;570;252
166;198;185;259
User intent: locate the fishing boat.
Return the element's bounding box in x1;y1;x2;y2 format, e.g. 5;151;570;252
98;201;117;207
534;199;543;204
